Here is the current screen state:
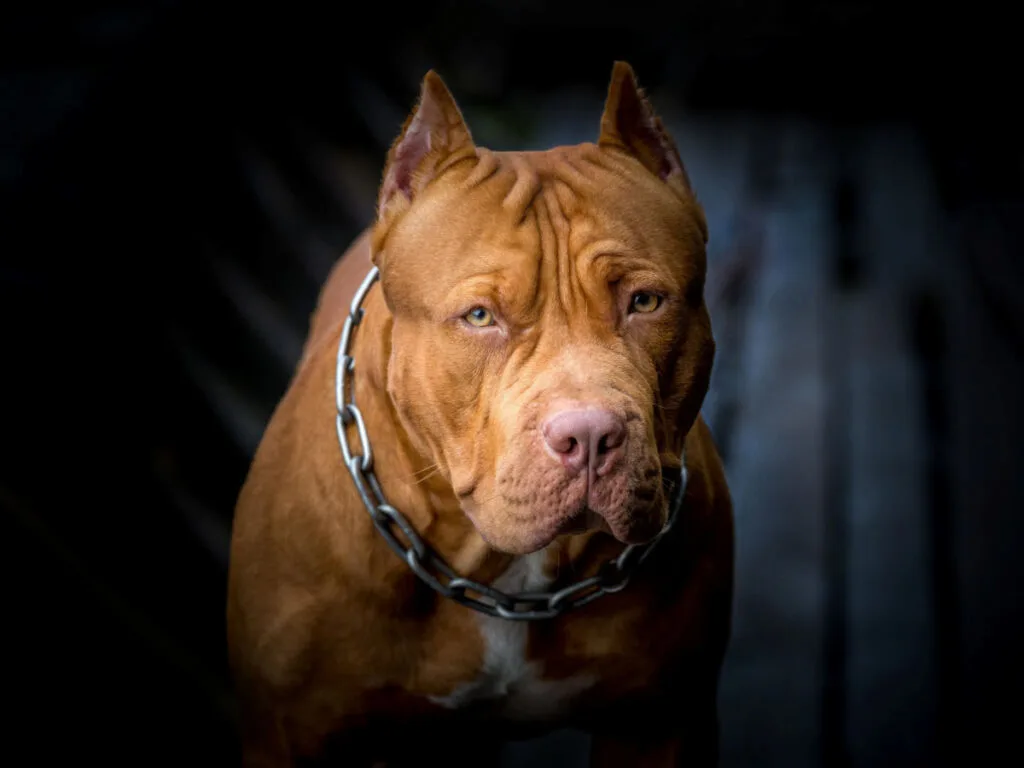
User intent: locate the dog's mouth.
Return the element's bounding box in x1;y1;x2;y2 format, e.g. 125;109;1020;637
464;490;666;555
589;498;667;545
456;416;668;554
552;501;668;552
556;507;610;536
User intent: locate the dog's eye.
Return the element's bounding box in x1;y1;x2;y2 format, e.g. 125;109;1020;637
629;291;662;314
464;306;495;327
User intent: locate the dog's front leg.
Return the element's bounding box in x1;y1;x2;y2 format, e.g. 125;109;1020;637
236;702;305;768
375;731;504;768
590;732;681;767
238;719;292;768
588;703;719;768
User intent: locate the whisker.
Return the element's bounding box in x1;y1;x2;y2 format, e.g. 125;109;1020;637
411;469;441;486
409;463;439;478
403;463;441;485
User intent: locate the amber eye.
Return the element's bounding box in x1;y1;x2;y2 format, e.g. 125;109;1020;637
630;291;662;314
464;306;495;327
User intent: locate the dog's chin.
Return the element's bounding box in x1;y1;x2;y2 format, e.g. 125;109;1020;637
603;510;666;546
469;519;567;556
465;507;597;555
471;529;549;556
467;504;666;556
556;508;611;537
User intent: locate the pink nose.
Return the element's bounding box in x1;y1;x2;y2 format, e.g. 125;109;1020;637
542;409;627;476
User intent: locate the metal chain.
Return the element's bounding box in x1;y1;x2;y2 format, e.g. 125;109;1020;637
335;266;688;621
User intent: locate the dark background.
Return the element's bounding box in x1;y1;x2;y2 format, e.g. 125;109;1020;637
3;1;1022;765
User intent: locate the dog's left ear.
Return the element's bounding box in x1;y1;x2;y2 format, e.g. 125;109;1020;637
598;61;693;194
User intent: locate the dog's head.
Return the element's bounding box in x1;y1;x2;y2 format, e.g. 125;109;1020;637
370;63;713;555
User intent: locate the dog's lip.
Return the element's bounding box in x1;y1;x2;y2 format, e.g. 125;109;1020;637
556;508;610;536
604;509;665;545
451;474;479;500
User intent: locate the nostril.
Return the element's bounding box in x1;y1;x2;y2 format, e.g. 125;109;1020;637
593;429;626;476
597;422;626;454
547;433;579;456
561;437;583;462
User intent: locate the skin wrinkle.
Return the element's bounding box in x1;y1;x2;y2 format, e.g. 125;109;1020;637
499;153;542;222
550;187;581;324
530;187;562;328
465;149;502;191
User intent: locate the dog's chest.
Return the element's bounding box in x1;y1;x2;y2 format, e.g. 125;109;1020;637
428;552;595;720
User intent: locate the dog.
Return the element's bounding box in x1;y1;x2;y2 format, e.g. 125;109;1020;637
226;61;734;767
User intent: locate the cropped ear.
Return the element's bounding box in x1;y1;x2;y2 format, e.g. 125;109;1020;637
598;61;692;192
377;71;475;221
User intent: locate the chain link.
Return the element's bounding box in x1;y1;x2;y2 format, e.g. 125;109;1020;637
335;266;688;621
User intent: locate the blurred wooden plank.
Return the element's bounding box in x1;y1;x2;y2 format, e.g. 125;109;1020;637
840;127;939;767
669;113;762;458
208;247;306;374
236;143;342;289
943;205;1024;763
169;328;272;459
297;132;382;233
718;123;834;768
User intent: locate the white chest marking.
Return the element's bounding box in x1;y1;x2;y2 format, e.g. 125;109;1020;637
428;551;595;719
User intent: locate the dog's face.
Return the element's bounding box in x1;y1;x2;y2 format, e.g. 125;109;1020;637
371;64;713;555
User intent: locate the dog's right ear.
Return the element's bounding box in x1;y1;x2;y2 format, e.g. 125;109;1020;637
376;71;476;225
598;61;693;195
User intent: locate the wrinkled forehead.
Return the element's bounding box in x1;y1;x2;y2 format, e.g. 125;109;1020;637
378;145;706;302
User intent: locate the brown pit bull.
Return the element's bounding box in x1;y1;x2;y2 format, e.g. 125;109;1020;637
226;62;734;767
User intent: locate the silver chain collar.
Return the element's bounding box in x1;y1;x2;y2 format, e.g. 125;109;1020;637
334;266;688;621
